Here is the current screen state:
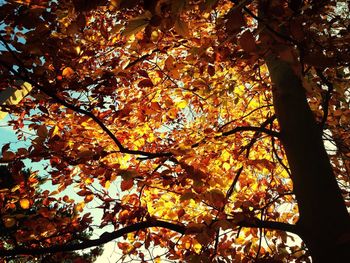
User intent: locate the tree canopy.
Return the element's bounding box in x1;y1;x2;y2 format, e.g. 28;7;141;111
0;0;349;262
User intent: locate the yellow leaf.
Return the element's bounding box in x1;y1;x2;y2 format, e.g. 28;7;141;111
193;241;202;253
0;81;32;120
74;202;85;213
220;150;230;162
20;198;30;209
50;125;60;139
167;108;178;119
85;177;93;185
176;100;188;109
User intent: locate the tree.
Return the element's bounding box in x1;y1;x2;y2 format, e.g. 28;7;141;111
0;0;349;262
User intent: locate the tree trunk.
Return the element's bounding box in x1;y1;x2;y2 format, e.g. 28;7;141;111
265;56;350;262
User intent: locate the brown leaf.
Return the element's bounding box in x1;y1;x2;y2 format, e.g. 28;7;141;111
2;143;10;154
165;55;175;70
174;18;190;37
207;65;215;76
225;9;245;34
138;78;154;88
239;31;257;53
121;179;134;191
171;0;186;15
37;125;48;138
290;19;304;41
122;17;150;37
2;151;16;161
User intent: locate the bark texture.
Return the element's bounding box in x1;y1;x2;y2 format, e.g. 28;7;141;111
266;56;350;262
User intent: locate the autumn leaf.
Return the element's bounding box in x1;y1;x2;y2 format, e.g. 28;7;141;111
225;9;245;33
37;125;48;138
2;151;16;161
177;208;185;218
186;223;205;234
205;189;226;209
174;18;190;37
62;67;75;78
122;14;150;37
138;78;154;88
74;202;85;213
20;198;30;209
165;55;175;70
3;217;16;228
238;30;256;53
121;179;134;191
84;194;94;203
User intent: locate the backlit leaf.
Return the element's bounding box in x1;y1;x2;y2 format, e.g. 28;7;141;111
20;198;30;209
122;17;150;37
62;67;75;78
174;18;190;37
121;179;133;191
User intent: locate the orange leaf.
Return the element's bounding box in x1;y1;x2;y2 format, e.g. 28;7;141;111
20;198;30;209
165;56;175;70
74;202;85;213
62;67;74;78
84;194;94;203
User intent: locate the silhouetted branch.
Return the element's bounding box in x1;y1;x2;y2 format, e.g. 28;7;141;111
316;69;333;129
0;220;186;257
191;125;280;148
0;216;298;257
234;218;298;234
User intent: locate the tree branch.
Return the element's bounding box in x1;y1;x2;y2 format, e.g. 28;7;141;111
0;215;298;257
191;125;279;148
0;220;186;257
221;125;280;138
235;218;299;234
316;69;333;129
